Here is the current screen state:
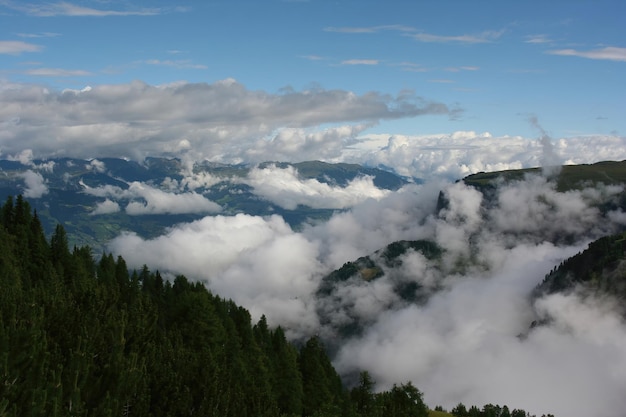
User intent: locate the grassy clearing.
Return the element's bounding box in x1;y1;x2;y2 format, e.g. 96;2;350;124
429;409;454;417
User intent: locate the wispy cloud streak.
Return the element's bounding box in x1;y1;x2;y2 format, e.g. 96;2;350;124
548;46;626;62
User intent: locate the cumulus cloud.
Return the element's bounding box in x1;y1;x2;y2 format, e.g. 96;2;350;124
241;125;368;163
82;180;222;215
88;158;106;173
20;169;49;198
90;198;121;215
1;80;624;183
108;214;323;337
243;164;389;210
353;131;626;180
124;182;221;215
8;149;36;165
0;80;452;162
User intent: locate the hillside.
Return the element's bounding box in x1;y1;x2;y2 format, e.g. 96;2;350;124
316;160;626;377
317;240;444;340
534;230;626;302
0;195;434;417
463;160;626;192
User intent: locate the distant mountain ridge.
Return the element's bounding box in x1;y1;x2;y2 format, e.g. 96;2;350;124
463;160;626;191
0;157;411;250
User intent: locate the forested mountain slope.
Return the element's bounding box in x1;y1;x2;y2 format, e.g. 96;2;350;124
0;195;428;416
0;195;555;416
534;230;626;303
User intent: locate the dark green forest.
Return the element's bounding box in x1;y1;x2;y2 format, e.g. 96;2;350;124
0;195;431;416
535;230;626;301
0;195;552;416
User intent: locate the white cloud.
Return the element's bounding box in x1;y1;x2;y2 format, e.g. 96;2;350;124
16;32;60;38
488;175;622;241
20;170;48;198
351;132;626;180
108;213;323;337
243;164;389;210
548;46;626;62
323;177;626;417
332;245;626;417
524;34;552;44
2;81;621;182
25;68;91;77
0;80;452;162
341;59;380;66
81;180;222;215
124;183;220;215
178;171;223;191
7;1;161;17
0;40;42;54
143;59;208;70
8;149;35;165
90;198;121;215
88;159;106;173
323;25;416;34
243;125;368;163
411;30;504;44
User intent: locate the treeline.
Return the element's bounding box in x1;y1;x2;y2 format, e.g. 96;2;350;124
0;195;431;417
448;403;554;417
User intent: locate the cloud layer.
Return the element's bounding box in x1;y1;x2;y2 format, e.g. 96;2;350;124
0;80;451;163
107;170;626;417
2;80;624;184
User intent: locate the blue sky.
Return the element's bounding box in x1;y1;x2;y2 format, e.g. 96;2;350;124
0;0;624;166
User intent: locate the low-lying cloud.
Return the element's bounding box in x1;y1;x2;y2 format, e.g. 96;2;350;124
107;173;626;417
244;164;389;210
109;213;323;335
83;180;221;215
20;169;49;198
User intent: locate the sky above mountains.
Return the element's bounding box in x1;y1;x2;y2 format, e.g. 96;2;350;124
1;0;625;170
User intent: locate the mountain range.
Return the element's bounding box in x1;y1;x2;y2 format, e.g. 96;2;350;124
0;157;409;251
